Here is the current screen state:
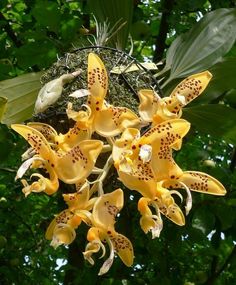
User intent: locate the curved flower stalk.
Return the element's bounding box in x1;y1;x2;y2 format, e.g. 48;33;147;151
83;189;134;275
68;53;140;137
138;71;212;125
113;119;190;198
11;124;103;184
46;182;95;249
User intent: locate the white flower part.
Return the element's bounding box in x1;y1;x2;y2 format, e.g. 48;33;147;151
15;156;44;180
69;89;91;98
176;94;187;106
21;147;35;161
34;70;81;114
98;239;115;276
179;182;192;215
139;144;152;163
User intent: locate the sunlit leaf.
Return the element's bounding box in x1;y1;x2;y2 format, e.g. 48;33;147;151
162;8;236;82
0;72;43;125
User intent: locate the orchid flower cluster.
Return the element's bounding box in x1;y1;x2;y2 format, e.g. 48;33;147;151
11;53;226;275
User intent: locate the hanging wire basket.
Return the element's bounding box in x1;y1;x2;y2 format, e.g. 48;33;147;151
36;46;161;131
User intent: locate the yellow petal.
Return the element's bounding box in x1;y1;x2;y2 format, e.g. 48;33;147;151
170;71;212;107
50;223;76;249
55;122;91;152
45;210;82;240
150;148;183;181
112;128;140;164
94;105;140;137
11;124;54;163
63;182;90;210
55;140;103;184
155;185;185;226
139;119;190;151
92;189;123;230
138;89;159;122
111;233;134;267
87;53;108;112
163;171;226;195
27;122;58;143
118;162;157;199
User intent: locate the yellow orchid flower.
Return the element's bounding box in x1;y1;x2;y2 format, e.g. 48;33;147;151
11;124;103;184
138;182;185;238
138;71;212;125
15;156;59;196
68;53;140;137
46;182;94;249
83;189;134;275
137;170;226;237
113;119;190;199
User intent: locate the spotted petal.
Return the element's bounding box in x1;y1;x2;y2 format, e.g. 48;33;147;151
27;122;58;143
170;71;212;110
92;189;123;230
63;182;91;210
139;119;190;150
163;171;226;195
87;53;108;112
155;184;185;226
11;124;54;162
150;148;183;181
118;161;157;199
111;233;134;267
55;140;103;184
45;210;82;241
94;105;140;137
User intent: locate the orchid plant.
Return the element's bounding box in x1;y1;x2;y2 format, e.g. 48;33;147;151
11;53;226;275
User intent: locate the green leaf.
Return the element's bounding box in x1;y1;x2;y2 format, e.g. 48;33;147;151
0;72;43;125
162;8;236;82
183;104;236;145
196;57;236;104
0;97;7;121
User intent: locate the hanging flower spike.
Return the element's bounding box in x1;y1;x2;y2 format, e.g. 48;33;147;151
83;189;134;275
162;171;227;196
11;124;104;184
46;182;94;249
113;119;190;200
138;71;212;125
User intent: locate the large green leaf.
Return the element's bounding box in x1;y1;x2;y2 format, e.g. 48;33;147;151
88;0;133;49
0;72;43;125
195;57;236;104
161;8;236;83
183;104;236;145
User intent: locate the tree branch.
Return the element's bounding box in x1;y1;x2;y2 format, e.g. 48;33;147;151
153;0;175;62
